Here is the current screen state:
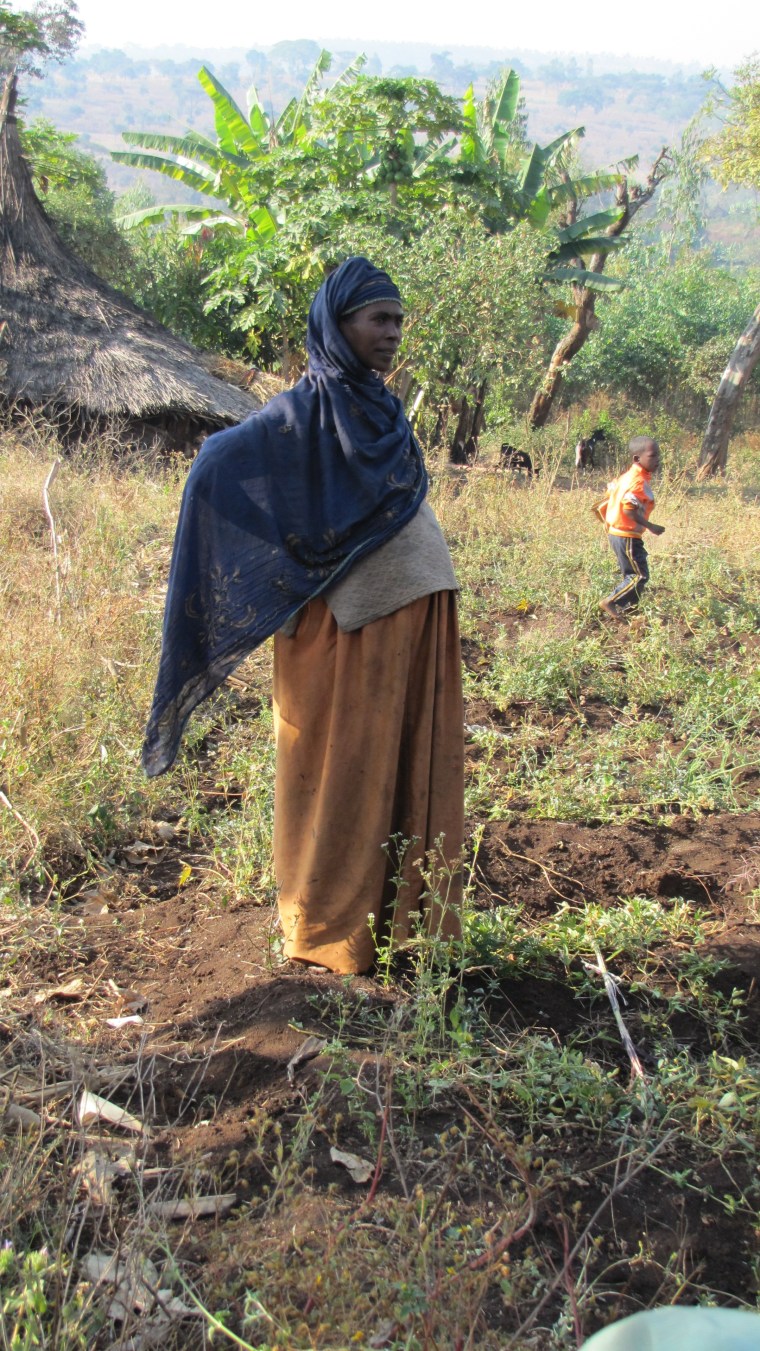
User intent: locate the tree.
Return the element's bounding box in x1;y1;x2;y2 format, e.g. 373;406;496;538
698;305;760;477
109;57;621;455
1;3;133;285
329;213;552;449
527;148;670;428
698;58;760;478
704;56;760;190
112;52;373;367
19;117;131;280
558;244;759;418
0;0;82;78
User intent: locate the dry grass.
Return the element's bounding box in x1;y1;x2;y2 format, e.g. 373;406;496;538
2;420;759;889
0;424;185;881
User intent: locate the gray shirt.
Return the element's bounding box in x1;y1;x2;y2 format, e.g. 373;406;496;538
280;500;458;636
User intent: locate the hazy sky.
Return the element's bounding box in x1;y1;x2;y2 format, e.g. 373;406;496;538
73;0;753;70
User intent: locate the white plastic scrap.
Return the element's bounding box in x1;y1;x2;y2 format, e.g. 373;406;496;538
76;1089;144;1134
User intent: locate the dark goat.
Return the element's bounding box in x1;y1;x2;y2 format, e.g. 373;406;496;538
500;443;535;476
575;427;607;470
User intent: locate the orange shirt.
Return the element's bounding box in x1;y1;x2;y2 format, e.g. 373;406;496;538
603;464;655;538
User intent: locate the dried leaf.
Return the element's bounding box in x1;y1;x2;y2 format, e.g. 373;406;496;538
76;1089;144;1134
114;1299;200;1351
33;976;85;1004
154;1291;197;1316
82;1251;160;1316
119;990;149;1014
146;1193;236;1221
76;1149;118;1206
286;1035;329;1084
124;841;162;865
111;1148;137;1175
330;1147;374;1184
5;1102;41;1129
369;1320;399;1349
80;895;110;916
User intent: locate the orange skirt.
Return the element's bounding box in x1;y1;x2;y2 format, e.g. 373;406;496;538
272;592;464;973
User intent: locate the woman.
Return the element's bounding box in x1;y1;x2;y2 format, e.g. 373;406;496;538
143;257;464;974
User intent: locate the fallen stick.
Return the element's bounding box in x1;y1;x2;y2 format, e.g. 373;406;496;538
42;458;62;626
0;789;41;872
146;1194;237;1221
585;943;646;1082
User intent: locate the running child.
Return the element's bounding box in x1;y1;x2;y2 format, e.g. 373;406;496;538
596;436;665;619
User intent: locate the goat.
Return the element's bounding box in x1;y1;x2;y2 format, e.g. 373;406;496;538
500;443;535;476
574;427;607;470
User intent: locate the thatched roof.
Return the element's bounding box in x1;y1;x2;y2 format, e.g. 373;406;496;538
0;75;259;426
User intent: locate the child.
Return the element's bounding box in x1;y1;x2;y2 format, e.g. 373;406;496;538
596;436;665;619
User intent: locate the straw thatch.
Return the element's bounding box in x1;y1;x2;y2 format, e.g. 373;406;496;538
0;74;260;429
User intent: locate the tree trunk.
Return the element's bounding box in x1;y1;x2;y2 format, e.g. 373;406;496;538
528;296;597;429
396;368;414;405
449;381;487;464
697;303;760;479
468;381;487;459
449;396;472;465
527;149;670;430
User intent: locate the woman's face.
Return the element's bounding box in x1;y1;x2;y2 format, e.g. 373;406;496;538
338;300;404;373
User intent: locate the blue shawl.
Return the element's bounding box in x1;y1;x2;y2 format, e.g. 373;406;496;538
142;257;427;777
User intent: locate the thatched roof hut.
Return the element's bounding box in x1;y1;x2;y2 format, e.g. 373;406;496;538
0;74;260;432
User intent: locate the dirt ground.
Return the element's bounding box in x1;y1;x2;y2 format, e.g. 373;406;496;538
24;791;754;1341
9;656;760;1345
61;808;760;1075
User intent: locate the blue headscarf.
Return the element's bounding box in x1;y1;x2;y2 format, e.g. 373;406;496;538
142;257;427;777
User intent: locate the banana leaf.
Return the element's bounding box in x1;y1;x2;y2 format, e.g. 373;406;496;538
612;153;640;172
198;66;262;157
284;49;332;141
111;151;216;194
526;186;552;228
543;266;624;288
181;212;250;235
459;83;481;165
551;236;627;262
118;203;240;229
557;207;627;241
328;52;367;89
517;128;582;201
121;131;251;173
491;70;520;128
245;86;270;143
548;171;623;205
275;97;298;142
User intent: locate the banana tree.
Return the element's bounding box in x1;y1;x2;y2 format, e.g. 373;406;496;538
453;70;584;232
113;51;361;232
443;71;590;458
113;52;365;364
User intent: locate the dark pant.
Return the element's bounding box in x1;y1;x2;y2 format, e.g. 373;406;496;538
604;535;649;612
